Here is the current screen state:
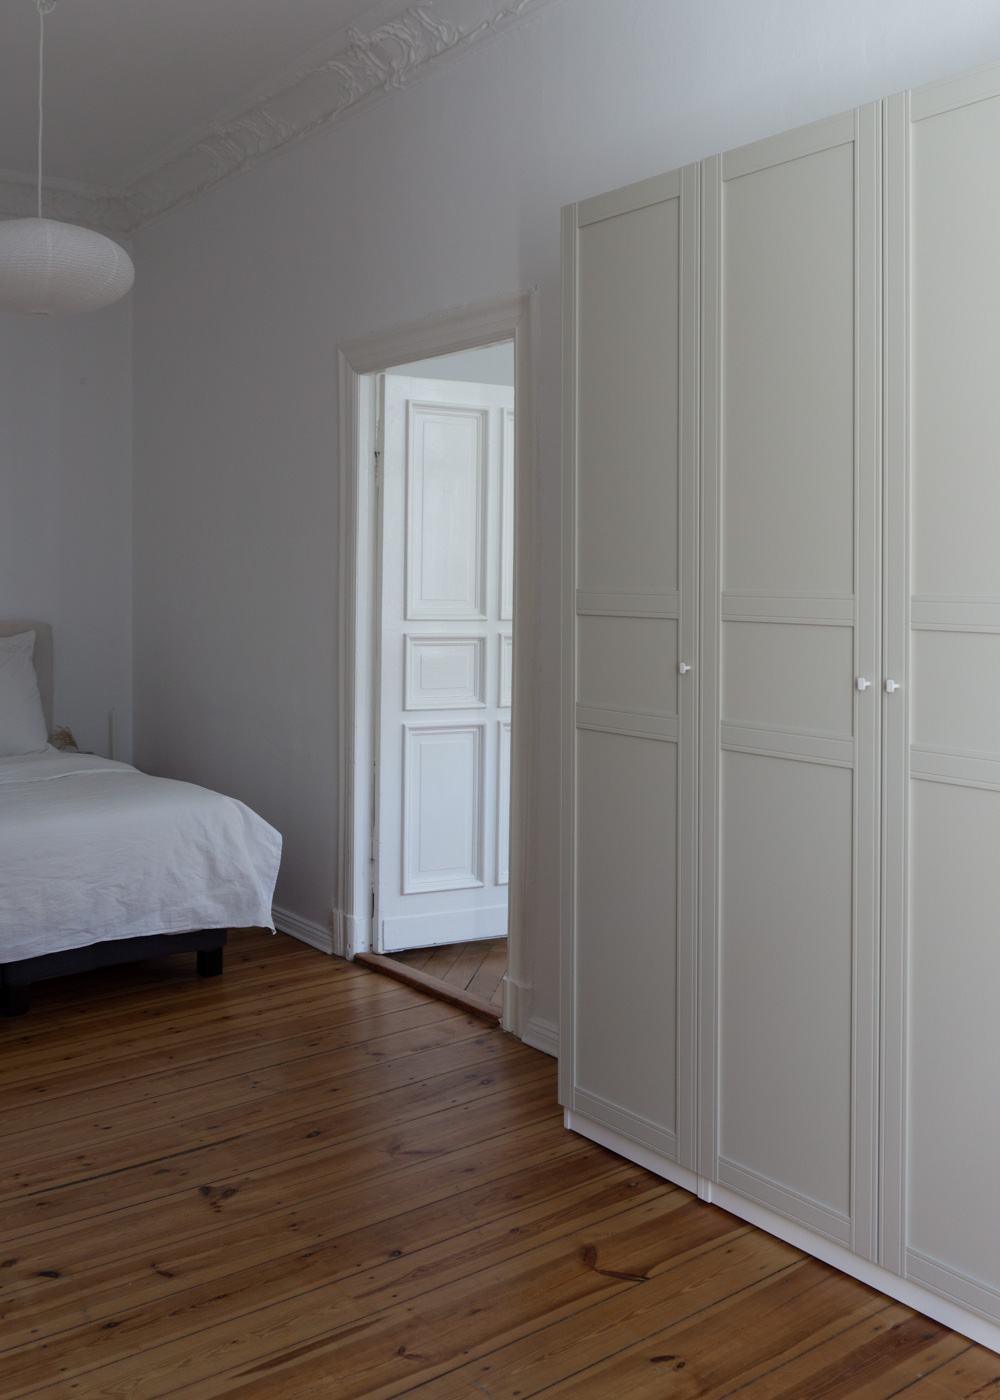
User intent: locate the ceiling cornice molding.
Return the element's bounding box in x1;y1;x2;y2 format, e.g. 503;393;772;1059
0;0;560;236
0;170;134;235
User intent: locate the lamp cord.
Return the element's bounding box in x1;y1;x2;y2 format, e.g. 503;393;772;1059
35;0;56;220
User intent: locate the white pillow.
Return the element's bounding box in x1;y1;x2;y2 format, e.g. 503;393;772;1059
0;631;49;757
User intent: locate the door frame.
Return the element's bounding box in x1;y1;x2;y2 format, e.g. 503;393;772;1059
336;293;535;1036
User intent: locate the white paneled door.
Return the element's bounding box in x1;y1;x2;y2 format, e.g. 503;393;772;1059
700;107;881;1259
562;164;700;1172
881;68;1000;1320
377;374;514;952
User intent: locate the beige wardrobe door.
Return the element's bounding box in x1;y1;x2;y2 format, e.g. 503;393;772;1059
700;107;882;1257
882;70;1000;1320
561;165;699;1170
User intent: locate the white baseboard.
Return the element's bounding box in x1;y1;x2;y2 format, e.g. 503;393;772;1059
332;908;368;960
564;1108;1000;1358
502;975;525;1036
522;1014;559;1058
500;975;558;1055
565;1111;700;1195
272;906;335;955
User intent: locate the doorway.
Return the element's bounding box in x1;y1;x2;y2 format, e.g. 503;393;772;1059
336;297;533;1036
376;347;514;982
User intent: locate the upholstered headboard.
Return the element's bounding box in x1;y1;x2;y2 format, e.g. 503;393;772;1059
0;621;53;735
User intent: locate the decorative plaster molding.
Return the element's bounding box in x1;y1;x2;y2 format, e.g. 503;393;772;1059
0;0;561;235
0;170;133;235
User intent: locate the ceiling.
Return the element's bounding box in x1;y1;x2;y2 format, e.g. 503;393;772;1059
0;0;400;190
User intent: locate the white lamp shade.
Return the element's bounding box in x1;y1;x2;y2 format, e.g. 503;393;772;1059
0;217;134;315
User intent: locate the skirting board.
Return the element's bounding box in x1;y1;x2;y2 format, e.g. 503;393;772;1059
502;974;527;1038
272;906;335;956
565;1109;1000;1358
333;908;367;960
501;974;557;1053
522;1014;559;1058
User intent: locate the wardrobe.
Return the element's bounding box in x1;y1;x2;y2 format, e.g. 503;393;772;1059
561;60;1000;1351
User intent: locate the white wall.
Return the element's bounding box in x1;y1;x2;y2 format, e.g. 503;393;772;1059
131;0;1000;1034
0;299;133;759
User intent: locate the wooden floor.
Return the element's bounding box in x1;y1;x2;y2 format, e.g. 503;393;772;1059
1;929;997;1399
387;937;506;1010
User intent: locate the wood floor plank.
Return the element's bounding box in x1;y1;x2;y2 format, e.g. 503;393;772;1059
158;1219;795;1400
0;1051;553;1205
0;966;391;1085
383;937;508;1017
2;928;994;1400
441;941;494;993
526;1302;955;1400
726;1306;970;1400
0;1018;538;1175
466;942;508;1003
390;947;436;972
0;993;471;1137
476;1258;888;1400
0;1157;656;1394
374;1220;795;1400
417;942;471;982
0;984;423;1121
919;1380;1000;1400
920;1348;1000;1396
0;1011;479;1173
0;1139;628;1352
897;1385;982;1400
356;951;501;1023
0;1069;558;1246
0;1116;579;1316
0;933;357;1039
0;990;454;1117
14;930;305;1017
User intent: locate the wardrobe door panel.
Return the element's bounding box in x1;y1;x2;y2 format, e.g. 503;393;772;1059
563;166;699;1167
907;783;1000;1304
577;616;677;717
722;621;854;739
575;728;677;1145
909;98;1000;602
576;197;679;598
883;73;1000;1318
911;630;1000;755
701;107;881;1257
720;751;854;1236
721;142;856;599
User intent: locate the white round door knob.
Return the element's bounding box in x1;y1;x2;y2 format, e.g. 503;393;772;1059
885;679;900;693
678;663;692;675
856;677;871;691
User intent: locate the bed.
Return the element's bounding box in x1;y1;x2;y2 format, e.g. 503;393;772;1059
0;622;281;1015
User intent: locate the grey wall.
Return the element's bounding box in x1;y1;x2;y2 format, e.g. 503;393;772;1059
0;297;133;758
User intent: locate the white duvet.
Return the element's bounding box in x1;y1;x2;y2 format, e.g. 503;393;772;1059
0;751;281;963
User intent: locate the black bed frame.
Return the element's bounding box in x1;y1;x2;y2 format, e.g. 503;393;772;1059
0;928;228;1017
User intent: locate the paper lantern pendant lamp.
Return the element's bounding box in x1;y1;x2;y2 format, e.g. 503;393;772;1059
0;1;135;317
0;217;134;315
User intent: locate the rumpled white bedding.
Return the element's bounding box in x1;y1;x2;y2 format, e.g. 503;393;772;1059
0;751;281;963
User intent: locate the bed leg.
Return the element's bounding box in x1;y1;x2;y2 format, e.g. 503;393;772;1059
197;948;224;978
1;983;29;1017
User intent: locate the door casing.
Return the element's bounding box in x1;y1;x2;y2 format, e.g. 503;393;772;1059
336;294;535;1036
